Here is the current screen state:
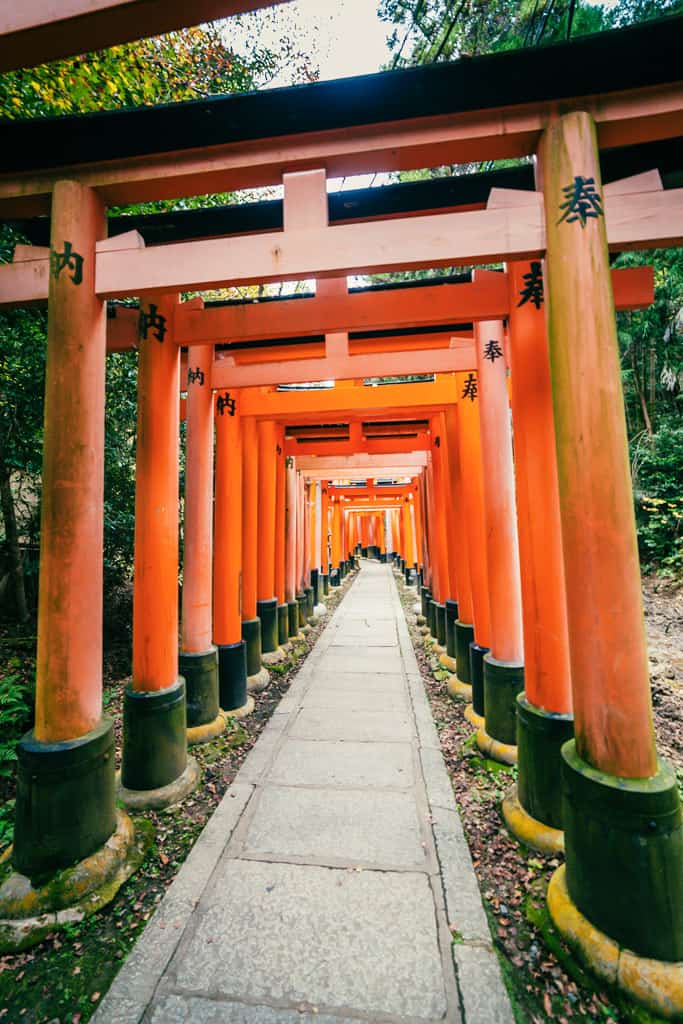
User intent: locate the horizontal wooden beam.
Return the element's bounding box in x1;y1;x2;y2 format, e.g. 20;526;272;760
301;466;423;481
238;378;457;420
0;192;672;307
0;82;679;216
0;0;287;72
296;453;428;471
285;436;431;456
212;339;475;390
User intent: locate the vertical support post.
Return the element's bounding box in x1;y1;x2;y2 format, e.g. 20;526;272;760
214;389;249;714
504;262;573;838
12;180;117;877
444;405;473;692
180;341;222;742
310;480;321;605
122;292;196;802
285;457;300;637
540;111;682;966
456;370;491;720
320;479;329;593
474;312;524;758
256;419;279;655
274;425;288;647
242;416;269;689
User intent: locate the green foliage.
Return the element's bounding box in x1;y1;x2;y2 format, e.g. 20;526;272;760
0;671;33;779
632;426;683;575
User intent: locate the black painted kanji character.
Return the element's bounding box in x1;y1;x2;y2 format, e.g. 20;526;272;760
517;261;544;309
557;175;604;228
483;339;504;362
187;367;205;386
216;392;236;417
50;241;84;285
138;304;167;342
461;372;478;402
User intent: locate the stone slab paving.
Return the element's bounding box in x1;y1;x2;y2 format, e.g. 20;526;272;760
95;563;514;1024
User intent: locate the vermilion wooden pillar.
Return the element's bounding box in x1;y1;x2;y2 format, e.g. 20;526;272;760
274;425;288;646
310;480;322;605
320;479;330;593
295;471;307;623
503;261;573;841
474;313;524;761
540;111;682;967
428;416;450;649
242;416;269;689
180;342;223;742
122;291;197;803
444;404;473;690
331;496;342;584
11;180;118;879
214;389;250;714
456;370;491;722
284;457;300;637
257;419;279;655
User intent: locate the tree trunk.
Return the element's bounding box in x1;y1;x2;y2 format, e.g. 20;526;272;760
0;461;29;622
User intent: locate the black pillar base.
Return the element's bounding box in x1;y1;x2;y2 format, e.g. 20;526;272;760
469;642;489;717
322;573;329;596
304;585;314;619
340;560;347;578
455;621;474;682
122;678;187;792
483;654;524;746
420;586;432;620
361;546;368;557
242;617;263;676
256;598;278;653
217;641;248;713
517;695;574;830
310;568;320;605
434;602;446;646
179;647;219;728
445;600;459;658
562;740;683;962
277;603;289;646
427;598;437;637
12;718;117;880
330;570;340;588
296;593;307;626
287;601;299;638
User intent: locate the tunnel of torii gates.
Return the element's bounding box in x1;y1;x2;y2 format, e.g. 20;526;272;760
0;10;682;1014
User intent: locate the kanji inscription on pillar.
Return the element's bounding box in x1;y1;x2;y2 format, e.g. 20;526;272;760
517;261;544;308
217;392;236;416
138;304;168;342
461;372;478;401
483;339;504;362
188;367;205;386
557;175;604;228
49;241;84;285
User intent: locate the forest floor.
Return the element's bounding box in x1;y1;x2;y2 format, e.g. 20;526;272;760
0;572;681;1024
0;583;349;1024
397;572;683;1024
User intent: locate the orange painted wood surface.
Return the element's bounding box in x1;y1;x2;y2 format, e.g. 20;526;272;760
35;181;107;741
241;417;259;620
214;392;243;646
132;292;180;692
539;111;656;778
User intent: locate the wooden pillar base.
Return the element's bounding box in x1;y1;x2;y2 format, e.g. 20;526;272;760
433;601;446;647
321;573;329;596
277;604;289;647
179;647;220;730
242;617;264;676
469;642;489;718
310;568;320;606
287;601;300;639
455;620;474;683
483;654;524;747
296;593;307;625
420;585;432;620
548;865;683;1021
217;642;248;714
121;679;187;793
12;719;116;880
517;694;574;832
561;741;683;963
502;782;565;855
304;586;315;621
256;598;278;654
445;600;459;659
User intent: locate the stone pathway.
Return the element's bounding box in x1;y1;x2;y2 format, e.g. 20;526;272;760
95;562;513;1024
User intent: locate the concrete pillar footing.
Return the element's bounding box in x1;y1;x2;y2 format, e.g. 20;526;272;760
476;725;518;766
447;676;472;702
221;696;254;720
117;757;200;812
247;666;271;692
187;712;226;746
502;782;564;855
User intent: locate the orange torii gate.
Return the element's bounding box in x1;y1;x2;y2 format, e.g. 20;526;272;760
0;15;682;1016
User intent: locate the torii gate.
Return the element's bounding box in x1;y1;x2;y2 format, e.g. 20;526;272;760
0;14;682;1016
